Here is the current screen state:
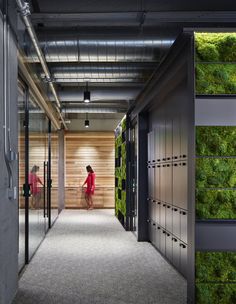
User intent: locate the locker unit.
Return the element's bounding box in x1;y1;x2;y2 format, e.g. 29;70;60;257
147;111;188;279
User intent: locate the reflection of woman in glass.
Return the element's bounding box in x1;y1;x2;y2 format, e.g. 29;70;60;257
82;165;96;210
29;165;43;209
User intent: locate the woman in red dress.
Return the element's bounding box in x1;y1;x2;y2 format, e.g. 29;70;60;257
82;165;96;210
28;165;43;209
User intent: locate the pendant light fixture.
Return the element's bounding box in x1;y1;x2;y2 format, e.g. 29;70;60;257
84;82;90;103
85;112;89;128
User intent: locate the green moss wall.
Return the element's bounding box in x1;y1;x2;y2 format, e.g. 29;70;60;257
195;33;236;94
196;252;236;304
115;118;126;217
195;126;236;220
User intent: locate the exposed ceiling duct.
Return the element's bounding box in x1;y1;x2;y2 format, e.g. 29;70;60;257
27;37;174;63
16;0;67;129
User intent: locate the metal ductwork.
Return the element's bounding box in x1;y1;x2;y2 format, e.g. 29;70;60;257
27;36;174;63
16;0;67;129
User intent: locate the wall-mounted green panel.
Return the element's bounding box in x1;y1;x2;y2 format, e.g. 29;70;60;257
196;252;236;283
196;158;236;188
195;33;236;95
115;118;127;218
196;189;236;219
196;283;236;304
196;126;236;156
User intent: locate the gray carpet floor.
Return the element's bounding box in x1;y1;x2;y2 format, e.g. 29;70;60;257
14;209;187;304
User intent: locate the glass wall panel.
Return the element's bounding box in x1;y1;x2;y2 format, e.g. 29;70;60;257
28;100;48;259
51;126;59;225
18;84;25;271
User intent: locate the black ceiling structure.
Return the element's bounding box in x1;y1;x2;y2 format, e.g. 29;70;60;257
21;0;236;123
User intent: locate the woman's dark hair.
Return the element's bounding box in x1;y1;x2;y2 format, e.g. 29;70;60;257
86;165;94;173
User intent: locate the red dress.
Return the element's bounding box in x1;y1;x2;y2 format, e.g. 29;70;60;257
28;173;42;195
84;172;96;195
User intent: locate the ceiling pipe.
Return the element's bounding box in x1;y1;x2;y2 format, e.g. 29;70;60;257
16;0;67;130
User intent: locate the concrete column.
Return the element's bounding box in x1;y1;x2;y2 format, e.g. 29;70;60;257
58;130;65;211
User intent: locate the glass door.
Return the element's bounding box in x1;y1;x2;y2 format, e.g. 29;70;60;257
28;98;48;259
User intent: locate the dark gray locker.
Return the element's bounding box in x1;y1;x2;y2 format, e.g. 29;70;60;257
151;165;155;199
165;231;173;262
166;204;172;233
180;115;188;158
155;165;161;200
155;127;160;162
165;118;172;161
148;165;152;198
160;165;166;203
172;115;180;160
172;162;181;207
147;132;151;163
178;162;188;210
160;229;166;255
148;220;153;243
172;236;180;270
160;123;166;161
180;242;188;278
156;201;161;224
160;203;166;228
152;199;157;222
155;225;161;249
180;210;188;244
165;163;172;205
172;206;180;239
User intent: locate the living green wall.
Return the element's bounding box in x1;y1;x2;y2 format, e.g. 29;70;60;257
195;33;236;94
196;126;236;220
196;252;236;304
115;118;126;218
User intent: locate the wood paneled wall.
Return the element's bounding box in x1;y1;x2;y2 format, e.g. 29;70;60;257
65;132;115;208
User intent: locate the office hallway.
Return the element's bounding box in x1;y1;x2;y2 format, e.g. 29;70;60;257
14;210;187;304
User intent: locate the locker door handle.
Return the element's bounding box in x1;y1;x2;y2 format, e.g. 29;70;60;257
180;211;187;215
152;160;155;162
147;198;150;201
157;159;161;162
163;165;166;167
157;201;161;205
182;163;187;166
182;154;187;158
166;233;170;237
152;200;156;203
172;238;178;242
172;208;178;211
180;244;186;249
152;166;155;168
167;205;171;209
157;227;161;230
163;204;166;207
157;165;161;168
174;163;178;167
152;223;156;226
167;164;170;167
162;231;166;234
147;219;150;223
162;158;166;161
148;161;151;163
167;157;171;160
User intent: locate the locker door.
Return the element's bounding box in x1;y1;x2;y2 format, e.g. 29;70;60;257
156;201;161;224
155;127;160;162
148;220;154;243
165;163;172;205
172;206;180;239
160;123;166;162
155;165;161;200
178;162;188;210
173;115;180;160
156;225;161;250
172;237;180;270
160;203;166;228
166;204;172;233
160;229;166;255
160;164;166;203
180;115;188;159
173;162;181;208
152;199;157;222
180;242;188;278
165;118;172;162
165;232;173;262
180;210;188;244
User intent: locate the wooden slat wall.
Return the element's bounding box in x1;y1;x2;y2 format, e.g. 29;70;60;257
65;132;115;208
